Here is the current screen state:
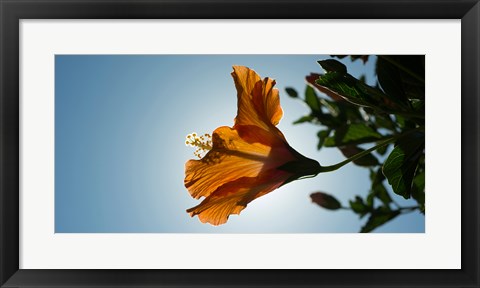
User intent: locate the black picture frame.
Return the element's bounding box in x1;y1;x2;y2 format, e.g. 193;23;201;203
1;0;478;287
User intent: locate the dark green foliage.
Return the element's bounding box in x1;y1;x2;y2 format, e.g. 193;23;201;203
340;146;379;167
317;59;347;74
361;208;400;233
287;55;425;232
323;123;382;147
376;56;409;109
382;132;424;199
349;196;370;218
411;168;425;213
305;86;321;113
316;130;331;150
293;115;315;125
370;168;392;206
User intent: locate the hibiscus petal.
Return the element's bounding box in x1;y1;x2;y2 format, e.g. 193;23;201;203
231;66;283;131
185;123;298;201
185;126;275;199
186;170;290;225
252;77;283;126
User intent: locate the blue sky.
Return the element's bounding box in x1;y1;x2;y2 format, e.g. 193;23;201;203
55;55;424;233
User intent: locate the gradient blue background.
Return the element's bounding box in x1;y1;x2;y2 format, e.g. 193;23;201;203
55;55;424;233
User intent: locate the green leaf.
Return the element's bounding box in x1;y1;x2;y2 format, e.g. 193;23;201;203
319;98;339;117
305;86;321;112
318;59;347;74
369;168;380;182
376;56;409;108
315;71;392;111
411;170;425;211
310;192;342;210
340;145;379;167
349;196;369;218
382;132;424;199
285;87;298;98
395;115;406;128
376;143;389;155
379;56;425;103
358;74;366;83
293;115;315;125
374;114;397;132
366;192;375;208
306;73;345;102
373;181;392;206
315;98;362;126
317;130;331;150
324;123;382;147
360;208;400;233
394;114;417;130
370;168;392;206
411;99;425;113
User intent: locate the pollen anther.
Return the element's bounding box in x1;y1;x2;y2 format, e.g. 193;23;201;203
185;132;213;158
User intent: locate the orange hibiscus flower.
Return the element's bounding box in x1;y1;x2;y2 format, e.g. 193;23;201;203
184;66;320;225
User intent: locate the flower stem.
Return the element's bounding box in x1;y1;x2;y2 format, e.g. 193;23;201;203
317;129;420;173
399;205;420;211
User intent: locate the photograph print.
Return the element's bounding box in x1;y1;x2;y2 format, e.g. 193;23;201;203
55;55;425;233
